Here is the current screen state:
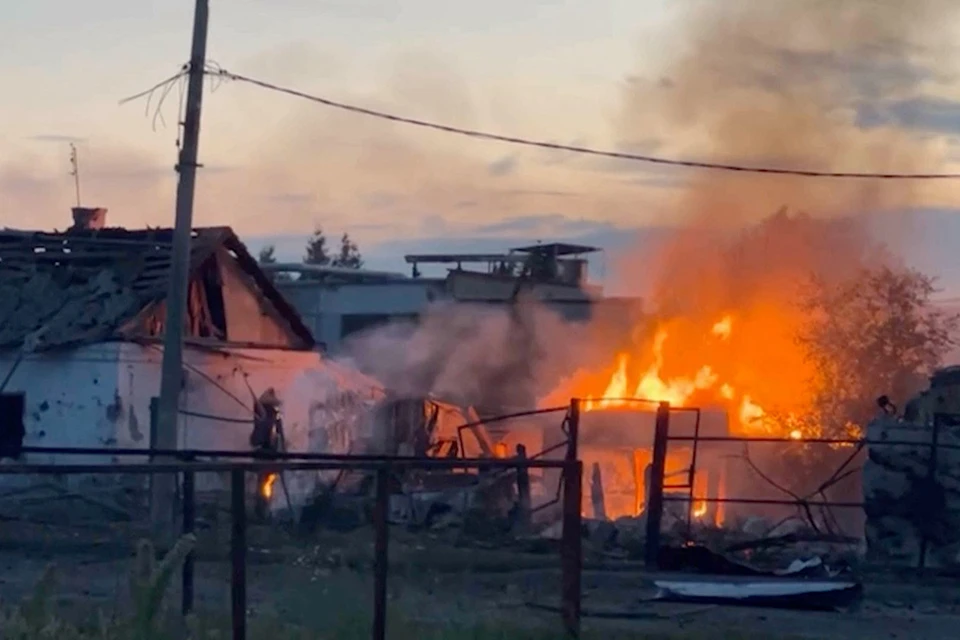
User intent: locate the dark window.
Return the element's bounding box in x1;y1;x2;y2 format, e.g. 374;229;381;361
0;393;25;459
340;313;418;339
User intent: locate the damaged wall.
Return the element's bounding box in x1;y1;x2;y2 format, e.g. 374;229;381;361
0;343;124;464
115;343;384;504
216;249;298;346
864;367;960;568
0;341;385;510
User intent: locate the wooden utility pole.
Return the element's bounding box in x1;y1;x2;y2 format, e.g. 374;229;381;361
152;0;210;532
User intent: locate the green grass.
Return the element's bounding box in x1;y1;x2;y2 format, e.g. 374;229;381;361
0;533;781;639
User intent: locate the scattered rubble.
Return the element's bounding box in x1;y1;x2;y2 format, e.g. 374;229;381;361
864;367;960;569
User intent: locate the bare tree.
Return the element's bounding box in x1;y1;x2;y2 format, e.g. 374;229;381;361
798;265;959;436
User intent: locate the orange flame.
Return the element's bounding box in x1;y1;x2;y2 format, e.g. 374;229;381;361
261;473;278;500
546;313;817;524
583;328;720;412
579;316;780;436
711;316;732;340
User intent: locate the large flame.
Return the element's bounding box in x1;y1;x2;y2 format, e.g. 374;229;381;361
577;315;795;436
545;312;821;523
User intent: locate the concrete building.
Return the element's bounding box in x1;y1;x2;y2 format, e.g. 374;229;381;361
274;242;642;352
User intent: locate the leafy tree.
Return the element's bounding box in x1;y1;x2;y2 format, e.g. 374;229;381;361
798;265;959;436
257;244;291;283
258;245;277;266
304;226;332;266
331;233;363;269
300;226;332;280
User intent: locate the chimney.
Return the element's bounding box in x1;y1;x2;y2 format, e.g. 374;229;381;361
70;207;107;231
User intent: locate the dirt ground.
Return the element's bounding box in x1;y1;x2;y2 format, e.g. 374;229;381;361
1;518;959;639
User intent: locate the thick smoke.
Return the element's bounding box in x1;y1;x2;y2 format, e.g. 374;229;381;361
610;1;957;418
597;1;960;520
618;0;958;315
341;1;959;418
339;300;596;413
616;0;955;231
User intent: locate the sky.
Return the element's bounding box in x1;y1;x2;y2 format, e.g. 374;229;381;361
3;0;960;294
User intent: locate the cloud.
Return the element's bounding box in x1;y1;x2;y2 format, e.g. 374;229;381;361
471;213;617;237
487;155;518;177
5;5;960;264
610;0;960;229
265;192;313;205
857;97;960;135
762;45;934;103
28;134;87;143
245;213;640;259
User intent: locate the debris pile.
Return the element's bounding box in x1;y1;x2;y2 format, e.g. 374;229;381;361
863;366;960;569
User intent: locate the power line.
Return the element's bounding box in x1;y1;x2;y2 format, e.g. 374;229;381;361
209;68;960;181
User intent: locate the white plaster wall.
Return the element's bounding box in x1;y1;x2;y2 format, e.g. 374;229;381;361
0;341;386;511
0;343;122;465
115;343;385;506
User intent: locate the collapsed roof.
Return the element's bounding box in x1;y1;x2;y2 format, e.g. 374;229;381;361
0;226;314;351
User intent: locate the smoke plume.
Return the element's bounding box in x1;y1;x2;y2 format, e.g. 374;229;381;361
616;0;959;309
341;1;960;418
604;0;960;421
617;0;956;229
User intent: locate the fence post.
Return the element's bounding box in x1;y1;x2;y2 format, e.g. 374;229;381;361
372;466;390;640
590;462;607;521
182;469;196;617
561;458;583;639
231;469;247;640
149;397;159;460
644;402;670;570
515;444;531;532
561;398;582;639
566;398;580;462
919;413;945;570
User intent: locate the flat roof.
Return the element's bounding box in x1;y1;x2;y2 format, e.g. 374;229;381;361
404;253;529;264
510;242;601;256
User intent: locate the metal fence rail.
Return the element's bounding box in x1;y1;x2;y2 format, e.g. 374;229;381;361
642;404;958;571
0;456;584;640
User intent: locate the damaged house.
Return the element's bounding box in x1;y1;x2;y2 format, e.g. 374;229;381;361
0;208;505;519
0;209;386;475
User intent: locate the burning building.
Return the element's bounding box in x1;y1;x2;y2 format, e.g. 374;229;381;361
576;407;730;527
537;307;815;529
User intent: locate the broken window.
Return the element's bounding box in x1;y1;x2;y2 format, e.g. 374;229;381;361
0;393;26;459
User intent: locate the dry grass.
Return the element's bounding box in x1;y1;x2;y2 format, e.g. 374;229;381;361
0;535;769;640
0;530;794;640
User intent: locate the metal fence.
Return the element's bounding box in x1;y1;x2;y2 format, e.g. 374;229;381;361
11;397;953;637
641;402;960;571
0;449;584;640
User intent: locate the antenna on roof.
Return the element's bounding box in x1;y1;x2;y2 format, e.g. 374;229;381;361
68;143;82;207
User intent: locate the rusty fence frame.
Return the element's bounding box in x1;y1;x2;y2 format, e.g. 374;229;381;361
0;449;584;640
641;404;960;572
